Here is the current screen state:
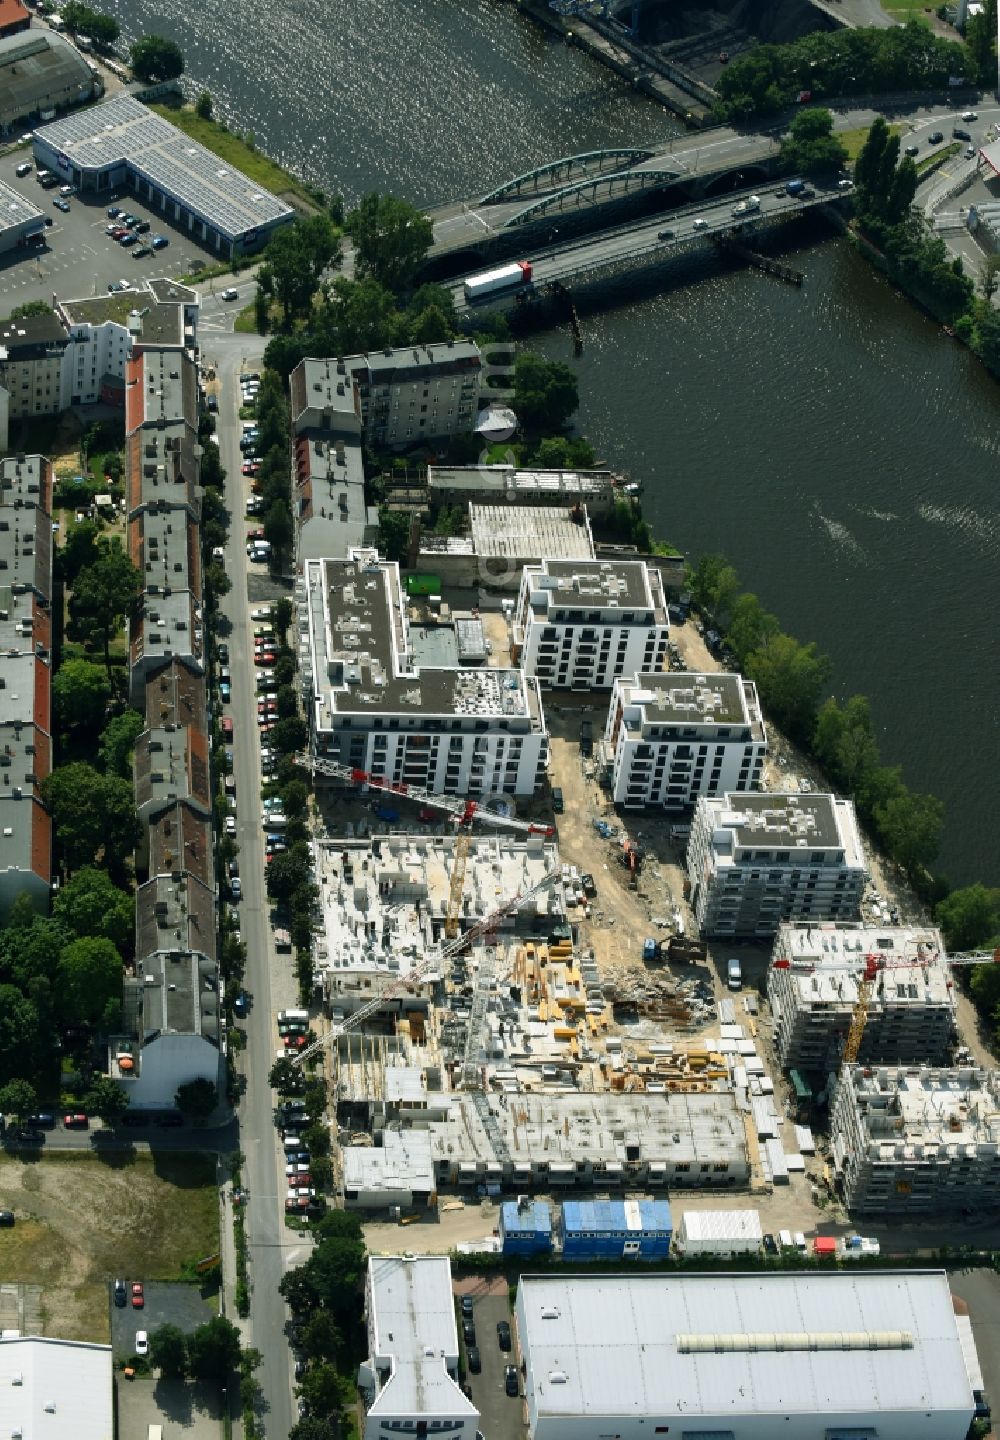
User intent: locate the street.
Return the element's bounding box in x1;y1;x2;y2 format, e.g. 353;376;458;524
211;330;304;1440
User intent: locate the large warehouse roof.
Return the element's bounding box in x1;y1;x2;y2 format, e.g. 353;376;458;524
34;95;293;242
0;1336;113;1440
517;1271;974;1423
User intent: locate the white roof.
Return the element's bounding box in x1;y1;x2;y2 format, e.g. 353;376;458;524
679;1208;762;1242
343;1129;434;1194
0;1337;112;1440
367;1257;477;1419
518;1271;974;1421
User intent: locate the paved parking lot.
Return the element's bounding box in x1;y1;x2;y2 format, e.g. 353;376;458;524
117;1372;226;1440
109;1279;217;1362
455;1280;525;1440
0;167;222;310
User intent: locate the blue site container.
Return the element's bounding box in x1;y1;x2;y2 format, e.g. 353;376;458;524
499;1199;553;1256
559;1197;672;1260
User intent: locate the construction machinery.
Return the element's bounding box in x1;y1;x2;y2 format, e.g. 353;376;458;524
295;754;555;837
772;945;1000;1066
291;866;563;1069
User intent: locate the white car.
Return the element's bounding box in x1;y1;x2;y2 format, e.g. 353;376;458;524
250;606;273;621
225;816;237;836
221;287;239;301
285;1160;309;1175
963;110;978;121
135;1331;148;1356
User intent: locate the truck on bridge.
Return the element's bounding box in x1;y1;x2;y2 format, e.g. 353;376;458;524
463;259;533;303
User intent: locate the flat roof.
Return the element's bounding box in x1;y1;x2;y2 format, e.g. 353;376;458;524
524;558;654;610
62;292;185;348
842;1065;1000;1150
34;95;293;243
429;464;620;499
618;670;757;727
343;1128;434;1193
367;1256;477;1418
0;309;66;353
517;1270;973;1422
701;792;864;861
126;348;198;433
0;173;44;238
773;923;953;1009
139;939;219;1039
0;1336;113;1440
562;1197;672;1233
469;503;595;561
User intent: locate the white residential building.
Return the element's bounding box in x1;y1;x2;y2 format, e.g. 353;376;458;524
360;1256;479;1440
606;670;767;809
831;1065;1000;1215
768;923;955;1073
512;558;669;689
688;792;866;937
515;1270;978;1440
303;548;548;797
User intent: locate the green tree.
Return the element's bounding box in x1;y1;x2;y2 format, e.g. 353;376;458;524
812;695;881;797
289;1420;335;1440
0;986;43;1085
872;787;944;874
512;353;579;435
99;709;145;779
780;107;847;175
58;519;100;587
408;304;451;344
300;1310;342;1363
269;1056;304;1094
84;1075;129;1124
746;633;832;745
298;1361;343;1417
53;866;133;951
377;507;411;564
271;716;307;755
9;300;52;320
195;91;213;120
531;435;597;469
52;659;110;735
264;499;293;557
0;1078;37;1123
58;936;122;1027
130;34;185;82
67;539;142;669
345;193;433;292
149;1323;188;1378
42;764;141;874
886;157;918;226
687;552;740;628
186;1316;241;1380
936;885;1000;952
965;0;997;83
176;1078;217;1118
725;592;780;666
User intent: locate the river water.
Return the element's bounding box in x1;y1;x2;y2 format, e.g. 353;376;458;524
106;0;997;883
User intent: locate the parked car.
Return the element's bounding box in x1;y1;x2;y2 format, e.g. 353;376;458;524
14;1127;43;1143
58;184;74;196
107;206;121;218
63;1112;88;1129
52;198;70;213
28;1112;55;1129
221;287;239;301
113;1279;127;1307
134;220;150;233
462;1319;476;1345
15;162;33;177
132;245;151;259
225;816;237;837
963;110;978;121
504;1365;519;1396
497;1320;512;1351
904;144;919;157
151;235;169;249
928;130;944;144
135;1331;148;1356
131;1282;144;1308
467;1346;481;1374
118;232;137;246
230;876;242;900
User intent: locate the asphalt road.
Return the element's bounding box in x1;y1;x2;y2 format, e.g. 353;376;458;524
211;332;304;1440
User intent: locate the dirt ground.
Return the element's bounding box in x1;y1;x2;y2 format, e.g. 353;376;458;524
0;1152;219;1342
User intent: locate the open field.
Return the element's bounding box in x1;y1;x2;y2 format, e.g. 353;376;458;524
839;123;904;162
0;1152;218;1342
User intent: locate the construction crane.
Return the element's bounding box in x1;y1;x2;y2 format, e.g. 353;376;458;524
772;946;1000;1066
295;753;555;838
291;866;563;1068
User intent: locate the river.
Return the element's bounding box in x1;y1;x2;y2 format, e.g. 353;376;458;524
105;0;997;884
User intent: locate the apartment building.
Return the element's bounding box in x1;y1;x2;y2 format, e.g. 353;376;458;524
768;923;955;1074
512;558;669;689
353;341;482;449
125;350;204;704
831;1065;1000;1215
687;792;866;937
303;548;548;797
288;356;377;561
58;282;195;406
0;311;69;419
605;670;767;809
0;454;53;918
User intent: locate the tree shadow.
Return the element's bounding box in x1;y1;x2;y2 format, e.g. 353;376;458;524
91;1135;138;1166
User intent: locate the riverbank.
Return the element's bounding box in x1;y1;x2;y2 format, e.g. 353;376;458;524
148;99;324;215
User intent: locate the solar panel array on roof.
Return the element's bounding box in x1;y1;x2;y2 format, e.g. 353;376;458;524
0;175;43;236
34;95;293;242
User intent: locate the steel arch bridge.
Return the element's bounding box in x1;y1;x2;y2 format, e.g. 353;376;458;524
478;148;655;206
503;163;681;227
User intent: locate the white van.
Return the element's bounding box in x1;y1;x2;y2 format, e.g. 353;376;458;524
278;1008;309;1025
727;957;743;990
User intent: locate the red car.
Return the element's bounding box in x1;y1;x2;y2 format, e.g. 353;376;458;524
221;717;233;739
247;528;265;542
241;462;260;477
131;1282;144;1309
63;1112;88;1129
255;651;277;667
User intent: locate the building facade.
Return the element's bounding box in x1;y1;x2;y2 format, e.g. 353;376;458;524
512;558;669;690
0;312;69;419
559;1198;672;1260
831;1065;1000;1215
353;341;482;449
303;548;548;798
768;923;955;1074
606;670;767;809
360;1256;479;1440
687;792;866;937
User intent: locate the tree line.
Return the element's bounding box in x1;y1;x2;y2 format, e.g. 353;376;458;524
715;21;973;122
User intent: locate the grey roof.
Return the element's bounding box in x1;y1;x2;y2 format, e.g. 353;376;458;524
704;792;857;853
618;671;758;728
134;725;210;818
0;481;53;603
517;1270;974;1423
0;309;67;356
469;504;595;561
526;558;654;610
0;30;93;127
366;1256;477;1419
128;348;198;431
343;1128;434;1195
357;339;481;387
145;277;197;306
61;292;184;348
0;174;44;240
146;799;212;890
139;945;220;1041
136;870;215;973
34;95;294;243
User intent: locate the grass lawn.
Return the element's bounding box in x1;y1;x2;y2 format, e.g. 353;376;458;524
234;303;259;334
839;123;904;163
149;101;321;214
0;1152;218;1342
916;141;961;174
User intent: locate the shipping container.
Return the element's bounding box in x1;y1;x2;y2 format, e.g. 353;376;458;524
560;1197;672;1260
676;1208;762;1257
405;573;442;597
499;1198;553;1256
